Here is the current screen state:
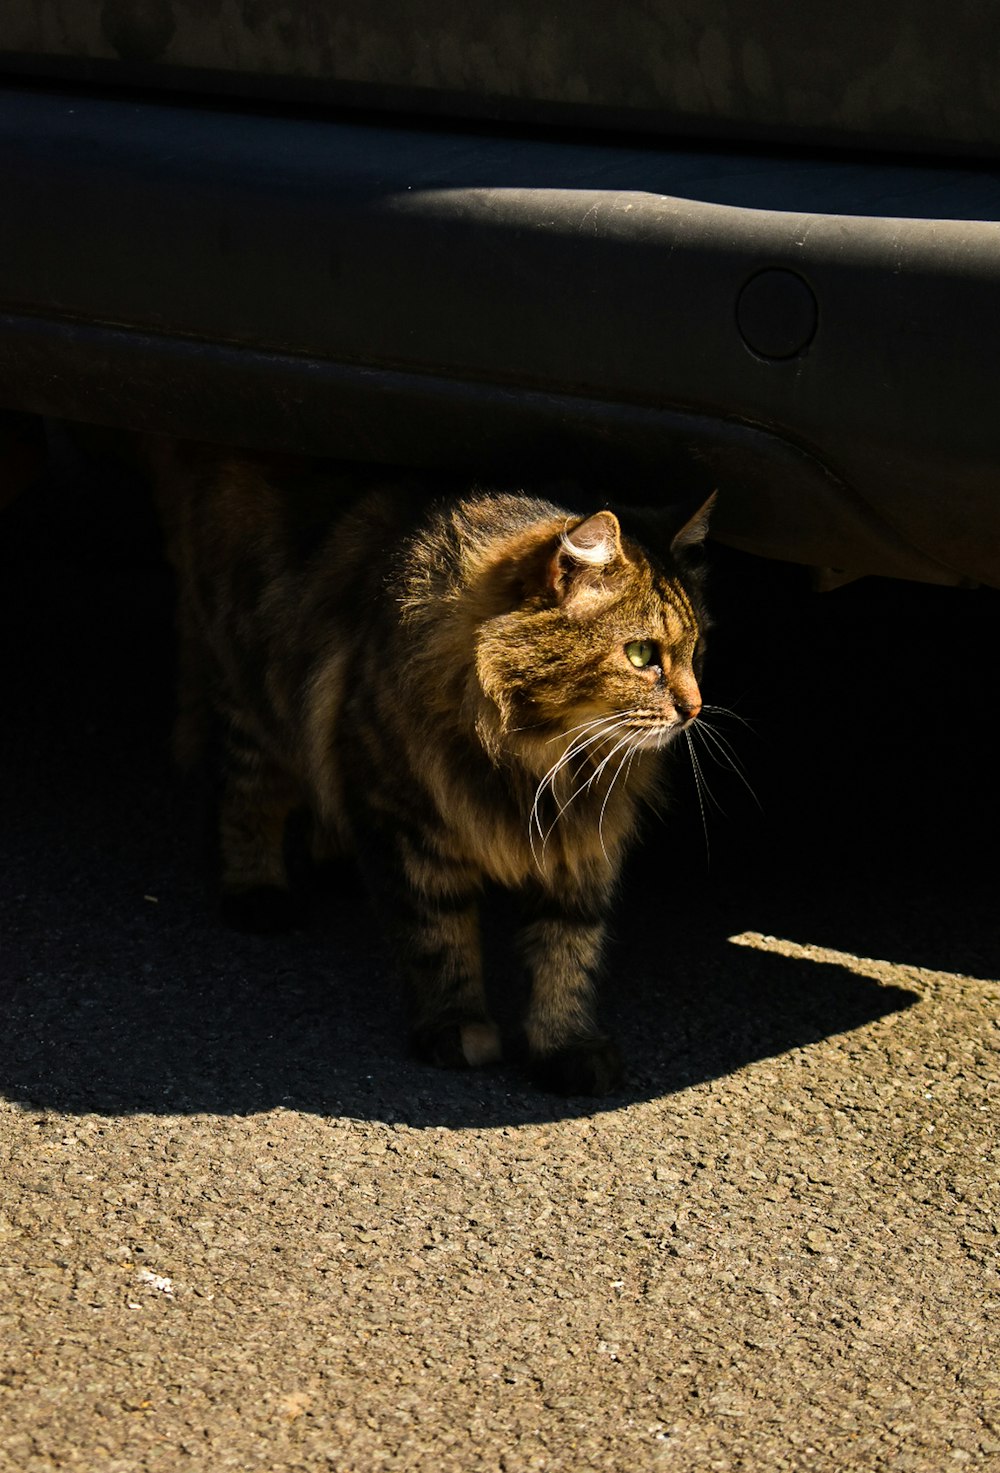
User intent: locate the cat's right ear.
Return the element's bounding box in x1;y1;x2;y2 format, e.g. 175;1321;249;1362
547;511;623;602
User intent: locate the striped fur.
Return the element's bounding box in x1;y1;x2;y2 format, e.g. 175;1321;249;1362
154;444;712;1094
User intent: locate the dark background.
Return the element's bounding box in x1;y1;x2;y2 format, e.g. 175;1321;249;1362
1;435;996;1124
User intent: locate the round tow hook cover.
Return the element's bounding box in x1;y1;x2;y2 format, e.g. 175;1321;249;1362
737;269;818;360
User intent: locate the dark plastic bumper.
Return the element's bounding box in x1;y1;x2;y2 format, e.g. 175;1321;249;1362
1;85;999;584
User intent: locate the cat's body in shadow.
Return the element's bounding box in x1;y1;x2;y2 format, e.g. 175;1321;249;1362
153;442;713;1094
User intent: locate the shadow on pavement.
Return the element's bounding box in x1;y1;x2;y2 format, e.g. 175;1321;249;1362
1;443;994;1125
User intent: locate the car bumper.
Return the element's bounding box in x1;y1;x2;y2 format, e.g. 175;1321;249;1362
1;85;999;584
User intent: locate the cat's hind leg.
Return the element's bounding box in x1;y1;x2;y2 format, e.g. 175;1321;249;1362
171;603;214;773
217;719;302;933
407;893;502;1070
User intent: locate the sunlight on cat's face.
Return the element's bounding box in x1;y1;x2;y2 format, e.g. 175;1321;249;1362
478;514;709;770
527;622;706;869
550;609;703;749
516;602;704;759
615;631;703;745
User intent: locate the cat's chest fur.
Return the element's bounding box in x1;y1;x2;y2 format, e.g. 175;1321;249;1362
379;729;657;892
311;660;647;893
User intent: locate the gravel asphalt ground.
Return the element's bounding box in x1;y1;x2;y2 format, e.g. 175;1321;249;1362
1;451;998;1472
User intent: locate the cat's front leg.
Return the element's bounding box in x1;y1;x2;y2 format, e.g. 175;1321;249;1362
517;883;623;1095
355;825;502;1070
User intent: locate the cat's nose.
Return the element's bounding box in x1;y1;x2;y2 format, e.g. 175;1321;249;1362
675;696;701;724
671;672;702;725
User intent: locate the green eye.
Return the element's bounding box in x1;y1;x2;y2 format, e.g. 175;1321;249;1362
625;640;656;668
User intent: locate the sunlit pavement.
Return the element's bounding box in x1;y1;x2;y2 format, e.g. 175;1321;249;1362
1;463;997;1472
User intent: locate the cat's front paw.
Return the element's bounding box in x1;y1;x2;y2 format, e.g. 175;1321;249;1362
220;885;302;934
412;1017;503;1070
529;1036;624;1096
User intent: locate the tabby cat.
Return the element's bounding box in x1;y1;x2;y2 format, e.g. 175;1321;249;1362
153;444;713;1095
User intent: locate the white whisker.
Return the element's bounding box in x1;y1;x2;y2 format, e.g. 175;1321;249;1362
623;742;640;790
685;729;711;867
529;717;628;869
597;735;640;864
540;721;633;848
702;703;755;732
583;729;636;792
693;720;762;810
689;734;727;814
544;713;622;745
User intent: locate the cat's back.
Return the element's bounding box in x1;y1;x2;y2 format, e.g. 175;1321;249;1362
152;444;436;770
154;442;384;570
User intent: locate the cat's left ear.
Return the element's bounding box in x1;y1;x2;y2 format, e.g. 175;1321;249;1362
549;510;623;601
671;492;717;553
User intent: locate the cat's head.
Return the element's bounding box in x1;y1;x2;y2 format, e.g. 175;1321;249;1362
476;495;714;766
